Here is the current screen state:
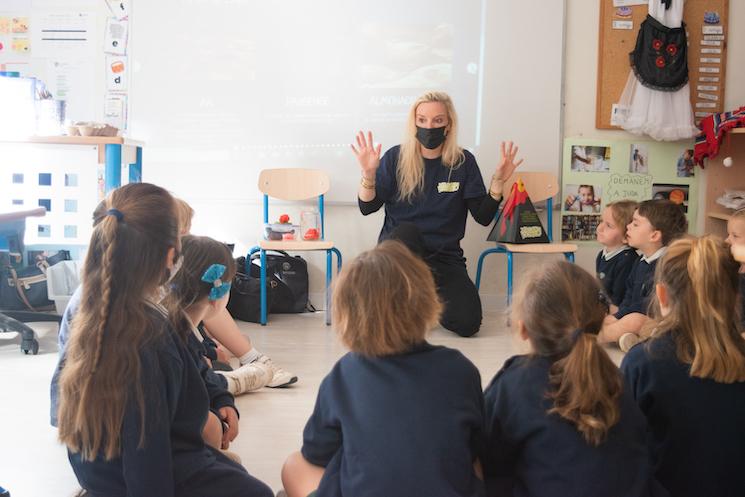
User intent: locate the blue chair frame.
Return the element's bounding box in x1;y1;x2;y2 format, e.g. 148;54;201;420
248;184;342;326
475;185;577;307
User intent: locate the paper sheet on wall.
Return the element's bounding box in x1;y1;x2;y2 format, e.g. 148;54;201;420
106;0;130;20
31;11;96;58
104;93;127;130
104;17;127;55
106;54;128;90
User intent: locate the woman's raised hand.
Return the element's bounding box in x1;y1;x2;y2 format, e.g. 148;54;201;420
495;141;524;182
351;131;382;179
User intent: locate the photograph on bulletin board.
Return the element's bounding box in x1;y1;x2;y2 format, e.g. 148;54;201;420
676;148;695;177
652;183;689;213
571;145;611;173
629;144;649;174
562;215;602;242
564;184;603;214
561;138;699;242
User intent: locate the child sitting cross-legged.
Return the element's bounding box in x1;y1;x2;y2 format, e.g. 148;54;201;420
596;200;639;307
621;236;745;497
280;240;485;497
165;235;273;398
600;199;687;351
482;261;665;497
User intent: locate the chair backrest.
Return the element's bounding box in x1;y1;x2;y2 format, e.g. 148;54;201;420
258;168;330;201
501;172;558;202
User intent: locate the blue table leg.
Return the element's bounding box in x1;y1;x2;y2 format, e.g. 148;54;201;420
129;146;143;183
104;143;122;194
326;250;332;326
507;251;514;307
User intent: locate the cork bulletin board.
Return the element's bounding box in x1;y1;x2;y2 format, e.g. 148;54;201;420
596;0;729;130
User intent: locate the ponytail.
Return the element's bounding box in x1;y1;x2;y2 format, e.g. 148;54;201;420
649;236;745;383
514;261;622;446
58;183;179;461
548;333;622;446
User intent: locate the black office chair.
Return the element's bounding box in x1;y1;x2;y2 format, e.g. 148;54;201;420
0;207;62;355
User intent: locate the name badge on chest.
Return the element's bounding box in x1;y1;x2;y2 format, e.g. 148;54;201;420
437;182;460;193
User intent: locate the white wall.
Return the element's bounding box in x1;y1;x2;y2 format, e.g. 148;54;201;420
191;0;745;310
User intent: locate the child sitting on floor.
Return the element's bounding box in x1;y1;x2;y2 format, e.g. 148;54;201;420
280;241;485;497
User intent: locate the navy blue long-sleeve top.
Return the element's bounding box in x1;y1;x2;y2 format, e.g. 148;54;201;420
65;304;218;497
596;247;638;306
358;146;500;261
302;342;486;497
614;257;658;319
483;355;665;497
621;332;745;497
51;288;236;426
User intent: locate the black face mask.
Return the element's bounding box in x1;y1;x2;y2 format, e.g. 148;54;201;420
415;125;447;150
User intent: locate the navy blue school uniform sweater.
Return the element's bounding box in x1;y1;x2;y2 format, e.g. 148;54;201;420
358;145;500;262
51;288;237;426
302;342;485;497
51;292;270;497
614;253;661;319
596;247;638;306
621;333;745;497
483;355;665;497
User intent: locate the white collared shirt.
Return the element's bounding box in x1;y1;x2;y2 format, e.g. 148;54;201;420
602;245;631;261
641;246;667;264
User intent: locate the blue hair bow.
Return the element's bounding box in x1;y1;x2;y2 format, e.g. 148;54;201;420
201;264;232;301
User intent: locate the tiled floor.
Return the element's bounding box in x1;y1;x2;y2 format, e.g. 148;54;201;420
0;311;623;496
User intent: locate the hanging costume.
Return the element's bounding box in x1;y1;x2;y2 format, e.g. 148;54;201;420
616;0;698;141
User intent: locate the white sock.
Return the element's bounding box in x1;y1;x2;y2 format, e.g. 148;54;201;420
239;348;261;365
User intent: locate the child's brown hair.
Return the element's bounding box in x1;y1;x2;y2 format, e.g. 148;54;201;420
175;197;195;235
637;199;688;245
165;235;236;321
607;200;638;238
647;236;745;382
514;261;621;446
332;240;442;356
58;183;179;461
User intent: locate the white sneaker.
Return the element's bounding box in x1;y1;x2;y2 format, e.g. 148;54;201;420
218;361;272;395
619;332;642;353
256;354;298;388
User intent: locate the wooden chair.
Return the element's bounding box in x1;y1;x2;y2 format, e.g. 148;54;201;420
248;169;342;325
474;172;577;306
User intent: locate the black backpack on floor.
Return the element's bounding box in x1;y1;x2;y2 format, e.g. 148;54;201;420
227;251;311;322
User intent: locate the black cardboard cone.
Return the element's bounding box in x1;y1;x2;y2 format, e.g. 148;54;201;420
487;179;549;244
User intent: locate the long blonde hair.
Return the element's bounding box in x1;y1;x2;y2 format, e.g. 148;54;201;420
57;183;180;461
514;261;622;446
646;236;745;382
397;91;465;203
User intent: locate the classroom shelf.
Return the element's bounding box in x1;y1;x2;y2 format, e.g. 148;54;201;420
707;211;733;222
0;136;144;194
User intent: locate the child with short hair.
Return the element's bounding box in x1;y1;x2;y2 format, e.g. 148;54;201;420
54;183;272;497
596;200;638;306
175;197;297;387
726;208;745;326
482;261;663;497
600;199;687;350
165;234;273;399
280;241;485;497
621;236;745;497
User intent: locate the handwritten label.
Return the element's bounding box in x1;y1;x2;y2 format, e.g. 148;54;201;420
699;76;719;82
701;48;721;54
606;174;653;202
700;66;720;73
700;40;722;46
698;93;718;101
697;85;718;91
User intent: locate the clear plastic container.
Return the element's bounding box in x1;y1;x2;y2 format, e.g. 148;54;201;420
300;210;321;240
263;223;299;241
